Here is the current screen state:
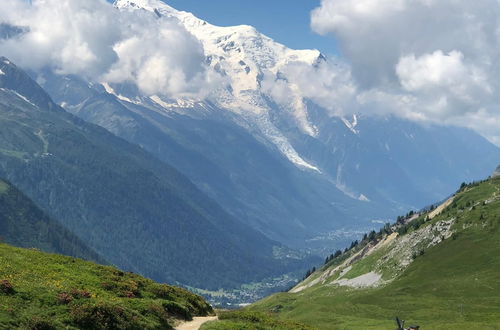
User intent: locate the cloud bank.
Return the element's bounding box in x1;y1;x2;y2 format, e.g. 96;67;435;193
0;0;217;98
311;0;500;144
1;0;499;144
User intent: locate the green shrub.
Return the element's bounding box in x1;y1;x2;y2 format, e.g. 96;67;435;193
70;302;142;330
25;316;57;330
162;301;192;321
0;279;15;295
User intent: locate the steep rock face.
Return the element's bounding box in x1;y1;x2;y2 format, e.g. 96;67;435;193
0;57;311;290
33;1;500;250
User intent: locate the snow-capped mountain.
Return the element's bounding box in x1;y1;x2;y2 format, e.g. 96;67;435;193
115;0;326;172
32;0;500;250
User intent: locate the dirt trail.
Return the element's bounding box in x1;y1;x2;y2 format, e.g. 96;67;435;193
175;316;218;330
428;196;455;219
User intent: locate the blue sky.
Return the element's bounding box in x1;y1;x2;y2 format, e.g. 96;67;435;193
163;0;339;56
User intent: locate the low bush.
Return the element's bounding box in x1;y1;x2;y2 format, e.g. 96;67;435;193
162;301;192;321
70;302;142;330
0;279;15;295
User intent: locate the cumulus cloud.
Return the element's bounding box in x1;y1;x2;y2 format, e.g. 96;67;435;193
0;0;218;98
263;59;357;116
311;0;500;144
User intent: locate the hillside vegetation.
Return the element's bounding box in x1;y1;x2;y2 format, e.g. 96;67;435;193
0;178;103;263
206;176;500;329
0;243;213;329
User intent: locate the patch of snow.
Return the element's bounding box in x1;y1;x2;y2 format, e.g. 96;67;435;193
11;90;37;108
0;68;5;76
257;115;321;172
101;82;137;104
359;194;370;202
333;164;366;200
150;95;198;109
150;95;176;110
341;114;359;134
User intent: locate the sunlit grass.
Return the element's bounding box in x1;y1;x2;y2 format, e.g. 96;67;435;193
0;243;213;329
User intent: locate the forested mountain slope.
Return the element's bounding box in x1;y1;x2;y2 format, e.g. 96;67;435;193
0;57;310;291
0;178;103;263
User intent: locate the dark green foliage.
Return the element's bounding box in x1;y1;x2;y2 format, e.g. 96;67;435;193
0;279;14;295
302;267;316;281
25;316;57;330
161;301;191;321
324;250;342;265
397;225;408;235
349;240;359;249
0;179;104;263
70;302;144;330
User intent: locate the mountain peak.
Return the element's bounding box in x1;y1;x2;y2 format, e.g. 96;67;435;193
114;0;324;172
0;57;54;110
114;0;177;15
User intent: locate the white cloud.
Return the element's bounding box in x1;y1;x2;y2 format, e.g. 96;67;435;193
262;60;355;112
311;0;500;144
0;0;219;98
397;51;470;92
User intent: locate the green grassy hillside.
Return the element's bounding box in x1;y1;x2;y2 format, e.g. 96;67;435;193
0;243;213;329
205;177;500;329
0;178;103;263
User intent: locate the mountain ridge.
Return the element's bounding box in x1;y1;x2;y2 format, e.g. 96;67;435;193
0;57;312;292
31;0;500;251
